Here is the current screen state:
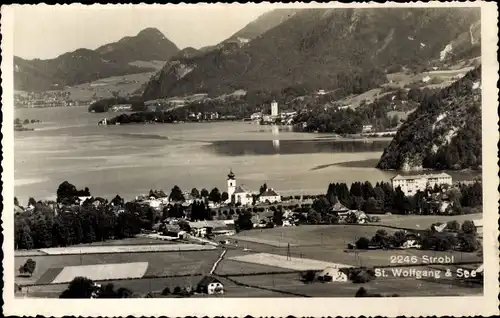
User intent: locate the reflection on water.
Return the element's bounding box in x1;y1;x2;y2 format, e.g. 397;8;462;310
272;125;280;152
206;139;391;156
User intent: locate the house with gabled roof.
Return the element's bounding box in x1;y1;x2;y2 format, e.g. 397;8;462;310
330;201;349;214
258;188;281;203
196;275;224;295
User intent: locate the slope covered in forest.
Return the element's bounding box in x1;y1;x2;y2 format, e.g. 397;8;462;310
143;8;480;100
377;66;482;171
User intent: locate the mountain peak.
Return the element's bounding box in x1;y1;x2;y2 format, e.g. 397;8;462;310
137;27;166;39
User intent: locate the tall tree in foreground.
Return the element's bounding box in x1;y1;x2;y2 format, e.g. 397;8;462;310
60;277;96;298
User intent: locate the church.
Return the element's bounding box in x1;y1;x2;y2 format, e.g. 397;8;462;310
226;170;253;206
225;170;282;206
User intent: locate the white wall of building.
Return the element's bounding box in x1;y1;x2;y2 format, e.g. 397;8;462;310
234;193;252;206
258;195;281;203
227;178;236;203
207;282;224;294
392;174;453;196
271;101;279;117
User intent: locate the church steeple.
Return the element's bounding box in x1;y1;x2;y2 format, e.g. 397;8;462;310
227;169;235;180
226;169;236;204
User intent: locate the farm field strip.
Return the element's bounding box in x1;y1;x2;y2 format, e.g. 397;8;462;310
38;243;215;255
51;262;149;284
15;249;221;286
232;235;299;247
229;253;352;271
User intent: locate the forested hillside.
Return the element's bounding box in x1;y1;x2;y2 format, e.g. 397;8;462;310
377;66;482;171
143;8;480;100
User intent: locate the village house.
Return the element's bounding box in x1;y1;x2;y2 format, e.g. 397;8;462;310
362;125;373;133
391;173;453;196
317;266;349;282
250;112;262;120
258;188;282;204
196;275;224;295
189;220;235;237
163;224;181;237
473;219;483;237
330;201;349;216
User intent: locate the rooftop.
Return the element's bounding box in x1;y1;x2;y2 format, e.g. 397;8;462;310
234;185;251;194
331;202;349;212
189;220;228;229
260;188;280;197
197;275;222;287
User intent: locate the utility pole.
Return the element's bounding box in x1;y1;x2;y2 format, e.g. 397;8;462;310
287;243;291;260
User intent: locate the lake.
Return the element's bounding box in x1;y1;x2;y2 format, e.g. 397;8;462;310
13;107;480;204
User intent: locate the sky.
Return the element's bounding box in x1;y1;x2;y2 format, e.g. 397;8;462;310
13;4;275;60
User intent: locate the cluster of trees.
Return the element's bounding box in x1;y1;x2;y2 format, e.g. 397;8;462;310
421;220;480;252
15;201;142;250
355;220;480;253
377;66;482;171
59;277;133;298
58;276;201;298
107;110;182;125
15;182;148;250
299;267;376;285
292;85;430;134
309;180;482;218
57;181;91;204
18;258;36;277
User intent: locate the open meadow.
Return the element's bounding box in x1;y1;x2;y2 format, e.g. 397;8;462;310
15;237;177;257
15;249;222;285
62;60;166;100
376;213;482;230
218;219;481;272
37;243;215;255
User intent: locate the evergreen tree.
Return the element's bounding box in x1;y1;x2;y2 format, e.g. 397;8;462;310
190;188;200;198
32;216;52;248
28;197;37;207
169;185;185;202
19;226;34;250
393;187;411;214
200;188;209;198
350;182;363;197
209;187;222;203
361;181;375;200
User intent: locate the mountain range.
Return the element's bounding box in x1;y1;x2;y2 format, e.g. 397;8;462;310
14;28;180;91
15;7;481;97
142;8;481;100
